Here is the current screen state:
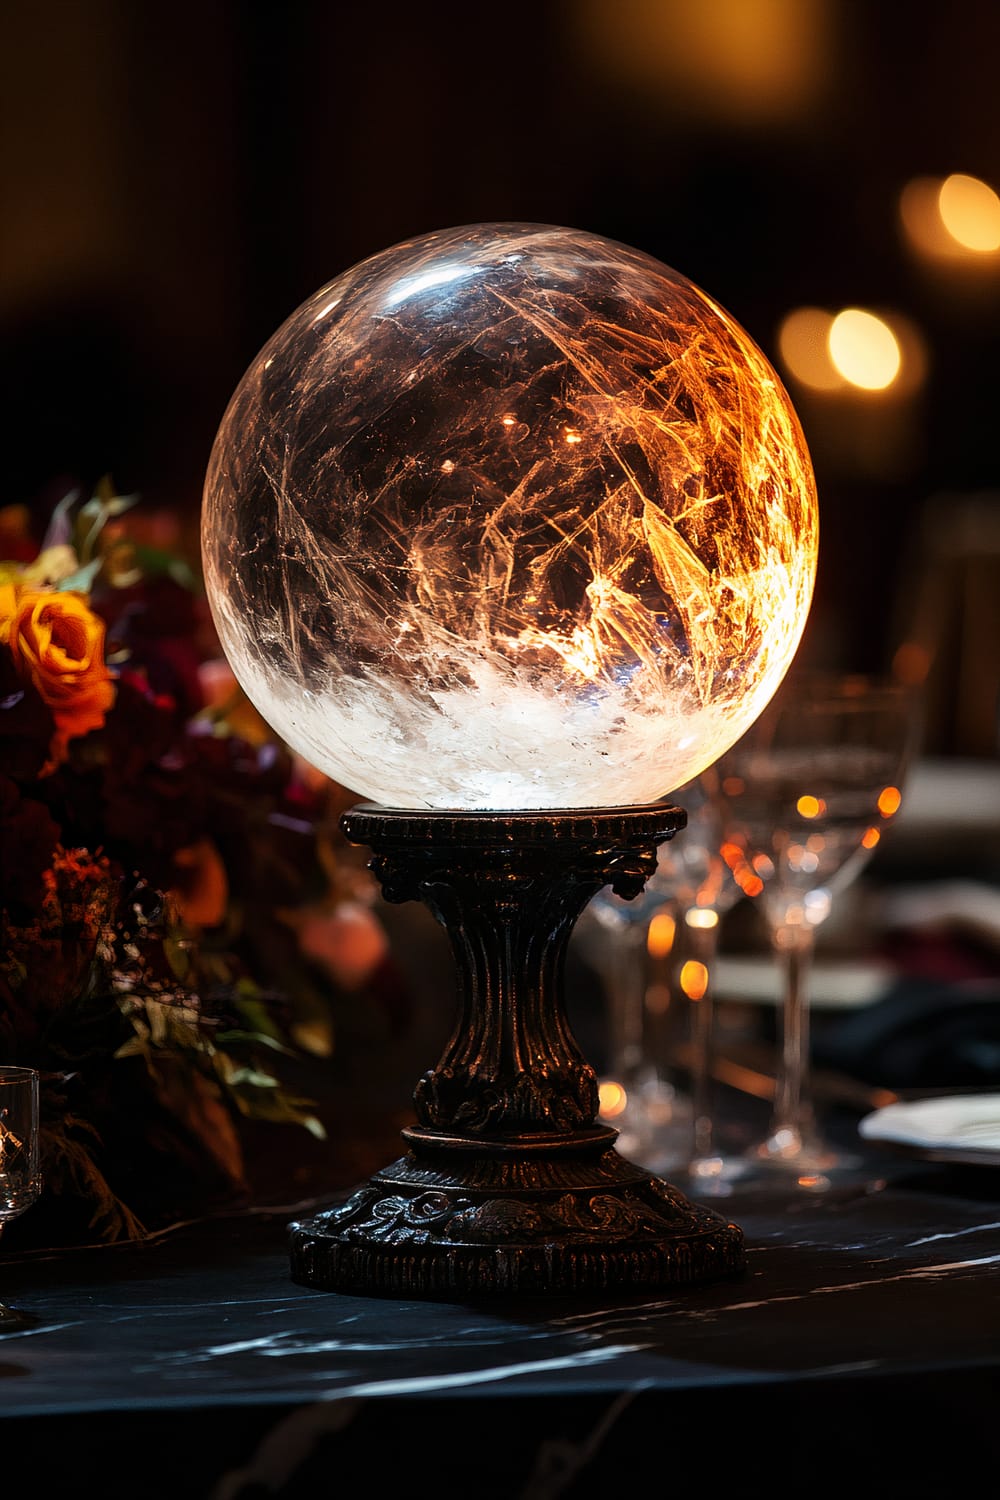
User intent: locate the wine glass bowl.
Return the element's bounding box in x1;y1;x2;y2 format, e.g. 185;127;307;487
0;1067;42;1331
716;672;921;1184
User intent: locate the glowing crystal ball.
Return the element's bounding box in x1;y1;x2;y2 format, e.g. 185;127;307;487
202;223;818;810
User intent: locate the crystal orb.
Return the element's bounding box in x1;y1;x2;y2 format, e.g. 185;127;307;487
202;222;818;810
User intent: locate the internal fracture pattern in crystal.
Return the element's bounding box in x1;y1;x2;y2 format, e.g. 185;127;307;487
202;223;818;809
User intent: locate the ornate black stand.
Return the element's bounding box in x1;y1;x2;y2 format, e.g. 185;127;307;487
289;803;745;1299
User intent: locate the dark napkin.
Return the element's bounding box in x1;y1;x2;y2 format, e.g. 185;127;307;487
814;976;1000;1092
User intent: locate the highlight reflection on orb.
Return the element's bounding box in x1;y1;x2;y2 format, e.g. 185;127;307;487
202;222;818;810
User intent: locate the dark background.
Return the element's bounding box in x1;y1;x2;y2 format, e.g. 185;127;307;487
3;0;999;751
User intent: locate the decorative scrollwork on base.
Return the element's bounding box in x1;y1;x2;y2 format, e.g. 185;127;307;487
290;804;745;1300
289;1140;745;1298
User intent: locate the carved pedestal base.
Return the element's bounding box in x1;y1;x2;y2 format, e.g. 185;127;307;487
289;804;746;1299
290;1125;744;1298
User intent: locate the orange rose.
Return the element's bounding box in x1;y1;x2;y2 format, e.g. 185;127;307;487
1;584;115;769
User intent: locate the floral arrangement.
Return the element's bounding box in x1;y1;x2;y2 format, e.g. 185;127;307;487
0;481;400;1247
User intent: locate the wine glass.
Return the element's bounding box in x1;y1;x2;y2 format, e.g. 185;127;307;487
574;772;741;1172
574;847;686;1166
0;1067;42;1331
669;770;746;1189
715;671;921;1187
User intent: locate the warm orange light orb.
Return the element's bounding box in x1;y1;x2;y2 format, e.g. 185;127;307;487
202;223;818;809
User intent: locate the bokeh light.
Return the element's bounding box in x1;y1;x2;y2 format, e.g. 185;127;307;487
778;305;926;400
796;794;825;819
777;307;843;391
685;907;719;929
827;309;902;391
647;911;677;958
679;960;710;1001
939;173;1000;252
900;172;1000;261
877;785;902;817
573;0;833;125
598;1080;629;1118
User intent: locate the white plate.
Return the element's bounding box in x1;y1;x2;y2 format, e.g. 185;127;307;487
713;954;895;1009
892;757;1000;835
858;1093;1000;1166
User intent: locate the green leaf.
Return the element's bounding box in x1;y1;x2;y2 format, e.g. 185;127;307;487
131;543;200;591
215;1028;294;1055
77;490;140;558
55;556;103;593
232;1090;327;1138
229;987;286;1044
219;1062;281;1090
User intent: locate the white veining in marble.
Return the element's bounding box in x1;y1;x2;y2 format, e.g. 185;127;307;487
908;1220;1000;1247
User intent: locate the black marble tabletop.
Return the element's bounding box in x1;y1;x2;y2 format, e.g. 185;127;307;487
2;1138;999;1500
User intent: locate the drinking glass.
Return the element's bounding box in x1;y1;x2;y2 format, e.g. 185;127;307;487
576;846;685;1166
0;1067;42;1331
715;672;920;1185
575;772;741;1172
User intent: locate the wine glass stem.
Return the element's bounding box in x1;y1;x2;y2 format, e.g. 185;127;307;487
771;927;815;1145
